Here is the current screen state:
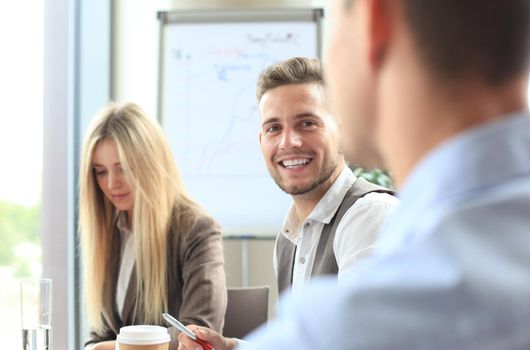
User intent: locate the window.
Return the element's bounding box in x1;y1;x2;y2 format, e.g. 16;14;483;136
0;2;44;348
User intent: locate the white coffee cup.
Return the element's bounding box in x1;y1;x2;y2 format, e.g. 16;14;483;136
116;325;171;350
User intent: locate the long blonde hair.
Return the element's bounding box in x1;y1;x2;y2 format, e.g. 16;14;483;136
79;102;197;332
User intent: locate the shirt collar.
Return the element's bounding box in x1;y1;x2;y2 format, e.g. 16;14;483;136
116;211;132;235
281;165;356;244
401;111;530;211
379;110;530;251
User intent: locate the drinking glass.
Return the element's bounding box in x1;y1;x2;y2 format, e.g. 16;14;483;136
20;279;52;350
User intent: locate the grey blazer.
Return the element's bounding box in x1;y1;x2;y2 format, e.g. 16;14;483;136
85;206;227;350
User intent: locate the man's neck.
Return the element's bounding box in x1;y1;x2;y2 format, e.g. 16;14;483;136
379;76;528;189
291;163;344;225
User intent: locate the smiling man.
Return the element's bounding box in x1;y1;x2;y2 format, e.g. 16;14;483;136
257;57;397;295
177;56;398;350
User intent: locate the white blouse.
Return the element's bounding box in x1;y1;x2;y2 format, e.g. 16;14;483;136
115;214;135;318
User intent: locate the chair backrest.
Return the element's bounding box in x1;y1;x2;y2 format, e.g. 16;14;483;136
223;286;269;339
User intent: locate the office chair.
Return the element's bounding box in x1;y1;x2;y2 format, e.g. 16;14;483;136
223;286;269;339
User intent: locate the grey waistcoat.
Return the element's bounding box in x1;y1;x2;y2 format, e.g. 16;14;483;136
276;177;395;294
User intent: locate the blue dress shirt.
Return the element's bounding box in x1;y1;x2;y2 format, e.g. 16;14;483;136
241;111;530;349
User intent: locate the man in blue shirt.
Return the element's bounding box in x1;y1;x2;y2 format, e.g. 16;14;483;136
179;0;530;349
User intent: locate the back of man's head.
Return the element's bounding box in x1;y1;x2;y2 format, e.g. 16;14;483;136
256;57;324;101
402;0;530;85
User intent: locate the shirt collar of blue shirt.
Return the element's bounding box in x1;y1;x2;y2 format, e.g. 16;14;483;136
378;110;530;253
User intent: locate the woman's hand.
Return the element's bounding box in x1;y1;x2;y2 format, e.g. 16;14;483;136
88;340;116;350
177;325;238;350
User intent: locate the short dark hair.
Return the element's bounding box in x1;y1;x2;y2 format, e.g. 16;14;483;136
402;0;530;85
256;57;324;101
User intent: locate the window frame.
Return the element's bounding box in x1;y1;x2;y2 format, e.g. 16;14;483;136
43;0;111;348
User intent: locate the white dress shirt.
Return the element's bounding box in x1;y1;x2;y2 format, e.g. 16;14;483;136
243;112;530;349
273;166;398;291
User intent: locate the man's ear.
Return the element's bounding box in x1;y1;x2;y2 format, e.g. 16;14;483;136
258;132;263;144
368;0;392;69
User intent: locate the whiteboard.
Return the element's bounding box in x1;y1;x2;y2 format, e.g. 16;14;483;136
158;9;323;236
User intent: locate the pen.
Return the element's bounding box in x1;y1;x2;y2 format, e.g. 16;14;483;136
162;313;215;350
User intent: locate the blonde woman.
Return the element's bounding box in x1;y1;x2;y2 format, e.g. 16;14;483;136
79;102;227;350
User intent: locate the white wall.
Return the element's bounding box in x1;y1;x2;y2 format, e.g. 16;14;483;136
112;0;174;117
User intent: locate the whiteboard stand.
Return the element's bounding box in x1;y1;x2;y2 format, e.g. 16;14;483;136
241;239;249;287
224;235;276;288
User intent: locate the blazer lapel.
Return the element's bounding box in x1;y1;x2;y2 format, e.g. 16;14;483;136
102;236;122;334
121;265;137;324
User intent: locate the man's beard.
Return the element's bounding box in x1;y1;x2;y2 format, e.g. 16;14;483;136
271;158;338;196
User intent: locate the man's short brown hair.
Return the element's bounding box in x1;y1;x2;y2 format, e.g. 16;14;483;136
256;57;324;101
401;0;530;85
